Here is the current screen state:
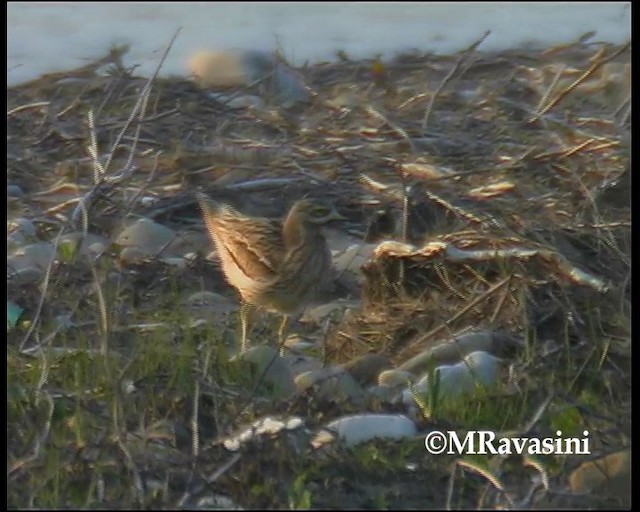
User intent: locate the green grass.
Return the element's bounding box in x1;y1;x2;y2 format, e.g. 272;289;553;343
8;288;630;509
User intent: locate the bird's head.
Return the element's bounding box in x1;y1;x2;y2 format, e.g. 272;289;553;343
289;199;346;225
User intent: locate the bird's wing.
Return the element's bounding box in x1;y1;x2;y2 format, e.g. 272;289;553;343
198;195;285;281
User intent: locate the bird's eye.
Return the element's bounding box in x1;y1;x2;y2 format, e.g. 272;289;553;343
312;206;330;216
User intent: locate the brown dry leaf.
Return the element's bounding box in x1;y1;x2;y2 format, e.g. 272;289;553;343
467;181;516;199
401;162;455;181
569;449;631;495
30;183;83;204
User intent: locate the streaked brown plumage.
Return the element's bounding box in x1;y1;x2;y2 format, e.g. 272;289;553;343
197;192;343;355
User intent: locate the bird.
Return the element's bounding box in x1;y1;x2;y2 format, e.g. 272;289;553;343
197;192;345;356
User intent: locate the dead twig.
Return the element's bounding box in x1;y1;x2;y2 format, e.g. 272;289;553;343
422;30;491;131
529;41;630;122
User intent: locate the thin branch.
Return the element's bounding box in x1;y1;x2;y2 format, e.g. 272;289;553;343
422;30;491;131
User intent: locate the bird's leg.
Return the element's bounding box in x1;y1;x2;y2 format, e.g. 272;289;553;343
240;302;251;354
277;315;289;357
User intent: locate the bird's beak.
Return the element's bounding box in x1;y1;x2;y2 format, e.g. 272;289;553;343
327;208;347;222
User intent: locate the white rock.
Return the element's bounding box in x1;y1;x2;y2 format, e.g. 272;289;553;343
222;415;304;452
196;494;244;510
313;414;417;447
295;366;364;403
333;243;377;276
463;350;502;386
398;330;498;373
301;298;358;322
283;334;318;351
378;369;415;388
402;350;502;406
115;218;176;255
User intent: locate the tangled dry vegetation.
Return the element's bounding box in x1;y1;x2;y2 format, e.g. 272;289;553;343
7;34;630;509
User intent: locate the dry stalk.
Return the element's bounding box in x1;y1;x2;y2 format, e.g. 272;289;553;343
533;64;566;115
529;41;630;122
364;105;415;152
407;275;512;352
6;101;50;117
422;30;491;131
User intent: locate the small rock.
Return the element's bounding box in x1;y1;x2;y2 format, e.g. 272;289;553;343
295;366;364;404
196;494;244;510
232;346;296;399
160;257;187;270
185;291;237;310
59;232;110;259
164;231;210;257
115;218;176;256
302;298;358;322
378;369;415;388
7;230;27;250
223;415;304;453
341;353;392;386
402;350;502;406
183;291;238;322
333;243;377;277
312;414;417;448
209;93;266;110
398;330;499;374
286;354;323;376
10;242;56;270
366;385;402;404
7;266;44;286
118;246;149;265
7;185;24;198
7;217;36;237
87;242;107;257
188;49;310;106
189;49;252;87
283;334;318;352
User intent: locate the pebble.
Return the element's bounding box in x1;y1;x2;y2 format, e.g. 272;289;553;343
312;413;417;448
340;353;392;386
188;49;310;106
295;366;364;404
402;350;502;406
115;218;176;255
7;185;25;198
231;346;297;399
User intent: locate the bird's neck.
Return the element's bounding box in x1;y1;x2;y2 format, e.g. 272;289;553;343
282;214;317;250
